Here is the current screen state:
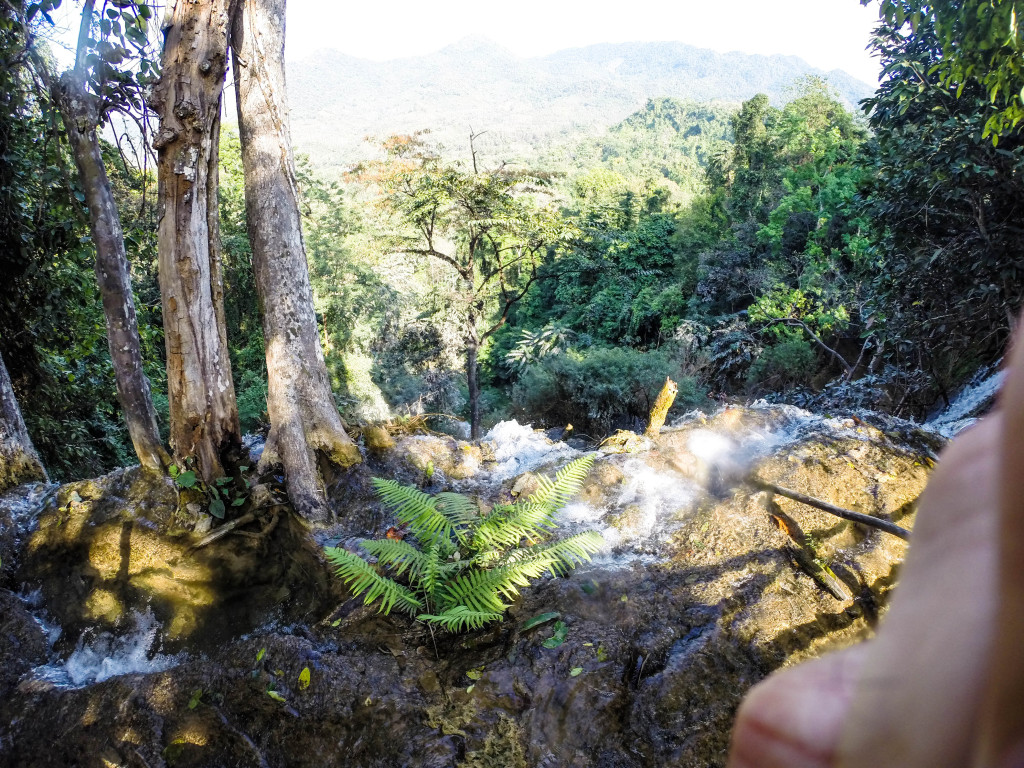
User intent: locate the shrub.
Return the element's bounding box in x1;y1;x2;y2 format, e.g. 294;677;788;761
511;346;704;436
325;456;602;632
747;336;817;391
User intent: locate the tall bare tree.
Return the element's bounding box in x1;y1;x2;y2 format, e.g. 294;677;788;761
151;0;241;483
45;0;170;472
0;350;47;491
230;0;360;522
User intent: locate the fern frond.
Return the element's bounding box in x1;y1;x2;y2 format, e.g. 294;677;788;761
421;539;443;600
417;605;503;632
325;547;423;616
358;538;427;580
471;507;542;551
526;455;594;512
436;569;515;614
435;491;479;526
472;456;594;550
514;531;605;576
371;478;465;545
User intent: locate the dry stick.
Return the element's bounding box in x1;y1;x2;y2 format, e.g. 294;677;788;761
749;478;911;541
190;511;257;550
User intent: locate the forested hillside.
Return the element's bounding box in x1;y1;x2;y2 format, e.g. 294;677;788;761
284;37;874;170
4;5;1022;478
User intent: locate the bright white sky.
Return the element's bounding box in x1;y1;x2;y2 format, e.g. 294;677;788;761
47;1;883;84
286;0;883;84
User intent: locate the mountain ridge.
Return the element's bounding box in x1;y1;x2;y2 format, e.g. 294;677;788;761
283;36;875;170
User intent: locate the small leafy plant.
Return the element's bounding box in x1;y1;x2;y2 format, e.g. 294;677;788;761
169;460;249;519
325;455;602;632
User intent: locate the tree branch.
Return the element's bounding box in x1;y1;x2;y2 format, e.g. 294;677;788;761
764;318;854;378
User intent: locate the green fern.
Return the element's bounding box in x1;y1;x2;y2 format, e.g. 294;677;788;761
417;606;504;633
324;547;423;615
327;455;601;632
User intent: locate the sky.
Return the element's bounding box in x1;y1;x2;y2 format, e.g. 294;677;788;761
285;0;884;85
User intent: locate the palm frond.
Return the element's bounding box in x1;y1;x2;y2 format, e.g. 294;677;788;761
416;605;503;632
325;547;423;616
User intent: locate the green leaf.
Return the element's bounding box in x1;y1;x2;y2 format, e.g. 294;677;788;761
521;611;561;631
298;667;311;690
209;498;226;518
175;470;197;488
231;497;246;507
187;688;202;709
570;667;583;677
256;648;266;663
466;666;483;680
542;620;568;648
267;690;286;703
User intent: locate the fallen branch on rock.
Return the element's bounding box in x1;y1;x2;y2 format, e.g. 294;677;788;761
190;511;256;550
749;478;911;540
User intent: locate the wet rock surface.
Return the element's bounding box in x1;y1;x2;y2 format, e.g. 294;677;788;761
0;407;936;767
14;467;341;654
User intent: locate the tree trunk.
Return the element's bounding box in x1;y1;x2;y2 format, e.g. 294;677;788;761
467;334;482;441
53;72;170;473
151;0;241;483
230;0;359;522
0;350;47;491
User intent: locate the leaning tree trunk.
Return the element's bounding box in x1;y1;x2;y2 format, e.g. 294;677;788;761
53;71;170;473
0;350;47;491
151;0;241;483
230;0;360;522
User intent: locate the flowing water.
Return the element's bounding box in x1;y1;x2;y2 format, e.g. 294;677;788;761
31;609;183;689
925;364;1004;437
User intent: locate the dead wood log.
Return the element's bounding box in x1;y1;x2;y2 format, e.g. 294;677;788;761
645;377;678;438
750;478;911;540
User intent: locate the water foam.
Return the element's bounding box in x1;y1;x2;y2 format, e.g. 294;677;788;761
32;609;182;689
483;420;579;480
927;366;1004;438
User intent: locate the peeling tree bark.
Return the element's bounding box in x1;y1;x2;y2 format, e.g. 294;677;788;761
152;0;241;483
0;350;47;492
50;54;170;472
230;0;360;522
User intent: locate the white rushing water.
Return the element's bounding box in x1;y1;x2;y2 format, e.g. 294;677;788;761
926;365;1004;438
483;420;580;481
32;609;183;689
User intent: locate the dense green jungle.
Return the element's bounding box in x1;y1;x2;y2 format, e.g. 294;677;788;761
4;14;1022;479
